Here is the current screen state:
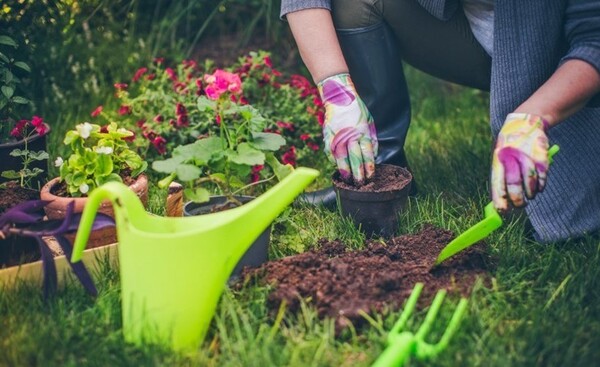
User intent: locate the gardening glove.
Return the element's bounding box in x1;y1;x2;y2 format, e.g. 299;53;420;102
318;73;378;185
491;113;550;212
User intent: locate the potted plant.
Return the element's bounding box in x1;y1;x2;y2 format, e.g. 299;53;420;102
152;68;291;276
333;164;413;238
40;121;148;247
0;35;50;189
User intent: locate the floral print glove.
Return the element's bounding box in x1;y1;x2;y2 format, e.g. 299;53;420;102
318;73;378;184
491;113;550;211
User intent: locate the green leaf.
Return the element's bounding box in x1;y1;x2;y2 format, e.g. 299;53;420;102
265;153;294;181
1;85;14;99
1;170;20;179
0;51;9;63
175;164;202;182
10;96;29;104
13;61;30;73
28;151;49;160
0;36;17;48
152;156;187;173
96;154;113;177
196;96;216;112
184;187;211;203
9;148;26;157
251;132;286;151
183;136;221;163
229;143;265;166
4;69;13;83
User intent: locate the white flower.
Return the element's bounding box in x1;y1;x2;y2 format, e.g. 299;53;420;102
54;157;64;167
79;183;90;194
76;122;93;139
95;146;113;155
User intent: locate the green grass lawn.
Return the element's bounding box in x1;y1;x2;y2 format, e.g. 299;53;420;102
2;68;599;367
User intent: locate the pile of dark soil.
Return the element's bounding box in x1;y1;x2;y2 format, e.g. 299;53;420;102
241;224;489;329
0;181;40;214
333;164;412;192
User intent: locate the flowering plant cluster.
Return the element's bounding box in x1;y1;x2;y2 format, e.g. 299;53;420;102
1;115;50;187
152;69;292;205
95;51;326;169
55;122;147;196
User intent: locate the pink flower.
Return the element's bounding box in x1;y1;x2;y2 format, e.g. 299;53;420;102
35;123;48;136
10;119;28;137
118;105;132;115
203;69;242;100
10;127;22;138
133;67;148;82
31;116;43;127
263;56;273;68
114;83;128;90
276;121;295;132
215;114;221;126
91;105;103;117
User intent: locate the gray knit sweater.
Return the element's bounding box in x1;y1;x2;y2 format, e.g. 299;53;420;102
281;0;600;242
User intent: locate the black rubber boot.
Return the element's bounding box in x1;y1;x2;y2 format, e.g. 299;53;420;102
299;22;413;210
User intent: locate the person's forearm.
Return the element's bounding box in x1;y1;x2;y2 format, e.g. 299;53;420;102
287;9;348;83
514;59;600;127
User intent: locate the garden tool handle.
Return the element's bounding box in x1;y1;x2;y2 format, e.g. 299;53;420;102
371;333;415;367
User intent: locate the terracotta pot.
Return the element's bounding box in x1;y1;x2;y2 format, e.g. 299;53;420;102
0;125;50;189
333;164;412;238
183;196;270;279
40;174;149;248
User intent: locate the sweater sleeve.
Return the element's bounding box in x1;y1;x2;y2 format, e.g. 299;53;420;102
561;0;600;105
280;0;331;19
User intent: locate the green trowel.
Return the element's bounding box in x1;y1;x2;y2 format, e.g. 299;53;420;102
435;145;559;265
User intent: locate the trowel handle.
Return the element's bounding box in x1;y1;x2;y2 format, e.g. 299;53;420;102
548;145;559;163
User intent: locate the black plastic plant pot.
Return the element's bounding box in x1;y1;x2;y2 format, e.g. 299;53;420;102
333;165;412;238
0;127;50;189
183;195;269;279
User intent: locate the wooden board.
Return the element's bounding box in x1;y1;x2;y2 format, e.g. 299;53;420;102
0;242;118;289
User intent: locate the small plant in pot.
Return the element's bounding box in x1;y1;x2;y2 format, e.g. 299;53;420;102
152;69;291;276
41;121;148;248
333;164;413;238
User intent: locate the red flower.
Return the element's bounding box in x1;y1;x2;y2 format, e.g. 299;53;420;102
175;102;187;116
281;146;297;167
153;115;164;123
35;124;48;136
239;96;249;105
10;119;28;137
316;110;325;126
276;121;295;132
31;116;43;127
118;105;132;115
91;105;103;117
133;67;148;82
263;56;273;68
176;114;189;127
100;125;109;133
154;57;164;65
195;78;204;96
174;82;188;94
165;67;177;81
146;73;156;81
123;131;136;142
143;130;157;141
300;134;311;141
114;83;128;90
251;164;264;183
152;136;167;155
182;59;198;70
136;119;146;128
307;141;320;151
215;114;221;126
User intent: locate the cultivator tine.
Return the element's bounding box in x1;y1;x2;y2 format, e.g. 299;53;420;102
372;283;469;367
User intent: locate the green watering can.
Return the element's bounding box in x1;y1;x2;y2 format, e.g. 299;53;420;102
71;167;319;351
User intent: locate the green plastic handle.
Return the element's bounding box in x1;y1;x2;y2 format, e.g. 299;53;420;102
435;145;559;265
372;333;415;367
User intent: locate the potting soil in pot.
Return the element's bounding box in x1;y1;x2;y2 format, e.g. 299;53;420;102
240;224;489;330
333;164;411;192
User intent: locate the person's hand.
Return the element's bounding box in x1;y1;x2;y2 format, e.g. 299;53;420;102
491;113;550;211
318;73;378;184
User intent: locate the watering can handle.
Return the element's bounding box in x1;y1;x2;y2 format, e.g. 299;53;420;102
71;181;146;263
